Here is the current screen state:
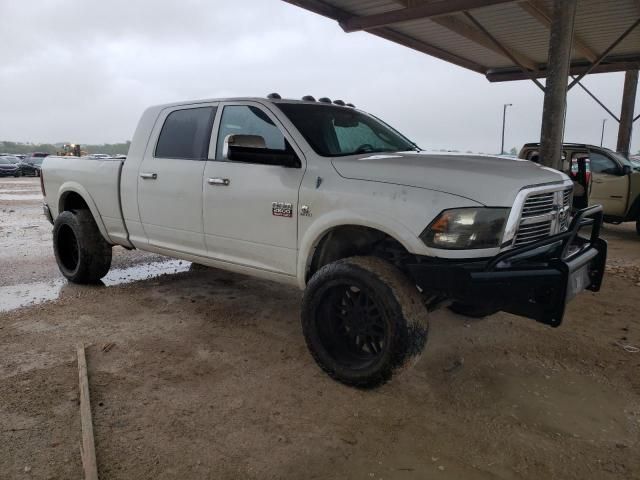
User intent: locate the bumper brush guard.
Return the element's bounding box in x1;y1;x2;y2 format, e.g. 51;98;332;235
407;205;607;327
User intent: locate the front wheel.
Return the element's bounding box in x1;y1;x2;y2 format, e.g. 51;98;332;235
301;257;429;388
53;210;112;284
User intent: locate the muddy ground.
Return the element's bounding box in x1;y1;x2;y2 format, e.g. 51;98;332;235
1;177;639;479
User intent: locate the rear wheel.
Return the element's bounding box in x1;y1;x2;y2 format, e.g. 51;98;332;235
302;256;428;388
53;210;112;284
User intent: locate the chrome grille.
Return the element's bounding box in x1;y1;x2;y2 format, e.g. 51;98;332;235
513;187;573;247
521;192;555;218
560;189;572;230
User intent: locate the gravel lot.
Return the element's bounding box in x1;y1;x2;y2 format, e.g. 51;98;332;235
1;177;639;479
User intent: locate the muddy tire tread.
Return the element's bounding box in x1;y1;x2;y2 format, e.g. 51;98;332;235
301;256;428;388
53;209;112;284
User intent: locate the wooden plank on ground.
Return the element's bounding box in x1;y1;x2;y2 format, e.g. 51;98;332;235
77;344;99;480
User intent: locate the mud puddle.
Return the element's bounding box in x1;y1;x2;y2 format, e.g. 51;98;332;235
0;259;191;312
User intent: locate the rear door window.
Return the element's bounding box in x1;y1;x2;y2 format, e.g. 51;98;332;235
155;107;216;160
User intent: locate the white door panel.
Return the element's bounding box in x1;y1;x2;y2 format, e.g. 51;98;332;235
137;104;217;257
138;158;207;254
203;102;304;275
203;162;301;274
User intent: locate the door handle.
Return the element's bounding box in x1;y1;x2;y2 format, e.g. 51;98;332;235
208;177;230;186
140;172;158;180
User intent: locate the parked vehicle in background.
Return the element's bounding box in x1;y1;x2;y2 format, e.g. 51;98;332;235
41;95;607;388
0;155;28;176
18;159;40;176
24;152;49;176
520;143;640;235
0;157;20;177
2;153;27;159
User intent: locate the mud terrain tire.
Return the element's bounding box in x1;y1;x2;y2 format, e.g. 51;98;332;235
302;256;429;388
53;210;112;284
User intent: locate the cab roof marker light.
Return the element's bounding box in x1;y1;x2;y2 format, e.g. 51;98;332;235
267;93;282;99
302;95;316;102
346;103;356;108
318;97;332;103
333;100;346;106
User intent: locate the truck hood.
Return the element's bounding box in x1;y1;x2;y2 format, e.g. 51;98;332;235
331;152;567;206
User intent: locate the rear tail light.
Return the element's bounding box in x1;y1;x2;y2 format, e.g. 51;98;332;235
39;170;46;197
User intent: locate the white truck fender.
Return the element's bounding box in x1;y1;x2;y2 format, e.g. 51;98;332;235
57;181;114;245
296;208;426;288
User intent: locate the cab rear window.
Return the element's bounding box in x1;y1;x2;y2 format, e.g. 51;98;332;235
155;107;216;160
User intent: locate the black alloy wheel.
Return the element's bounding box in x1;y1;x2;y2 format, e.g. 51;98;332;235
302;256;429;388
316;283;388;370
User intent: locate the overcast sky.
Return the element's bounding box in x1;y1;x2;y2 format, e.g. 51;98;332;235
0;0;637;154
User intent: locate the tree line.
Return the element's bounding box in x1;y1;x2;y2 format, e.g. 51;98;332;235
0;141;131;155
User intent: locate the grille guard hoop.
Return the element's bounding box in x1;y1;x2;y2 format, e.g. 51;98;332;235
487;204;604;271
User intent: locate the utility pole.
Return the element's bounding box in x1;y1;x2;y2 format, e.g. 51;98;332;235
501;103;512;155
539;0;578;170
616;69;638;158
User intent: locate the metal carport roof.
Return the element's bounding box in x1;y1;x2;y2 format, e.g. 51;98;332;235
283;0;640;82
284;0;640;165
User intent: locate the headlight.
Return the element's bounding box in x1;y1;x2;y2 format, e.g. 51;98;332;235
420;208;509;250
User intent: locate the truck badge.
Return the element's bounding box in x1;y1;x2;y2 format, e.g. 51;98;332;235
272;202;293;218
300;205;312;217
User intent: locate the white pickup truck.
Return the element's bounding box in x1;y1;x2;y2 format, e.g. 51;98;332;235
41;95;607;388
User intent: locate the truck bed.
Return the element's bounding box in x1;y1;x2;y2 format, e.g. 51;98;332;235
42;156;130;247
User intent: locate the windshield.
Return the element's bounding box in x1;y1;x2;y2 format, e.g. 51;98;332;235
276;103;417;157
30;158;44;165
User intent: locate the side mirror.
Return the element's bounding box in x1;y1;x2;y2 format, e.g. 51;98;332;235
621;165;632;176
223;134;300;168
222;134;266;159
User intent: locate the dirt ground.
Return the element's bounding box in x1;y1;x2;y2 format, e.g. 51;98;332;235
1;177;639;480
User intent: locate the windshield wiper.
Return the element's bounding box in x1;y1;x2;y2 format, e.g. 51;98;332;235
352;147;399;155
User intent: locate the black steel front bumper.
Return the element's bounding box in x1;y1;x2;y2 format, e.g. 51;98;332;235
406;205;607;327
